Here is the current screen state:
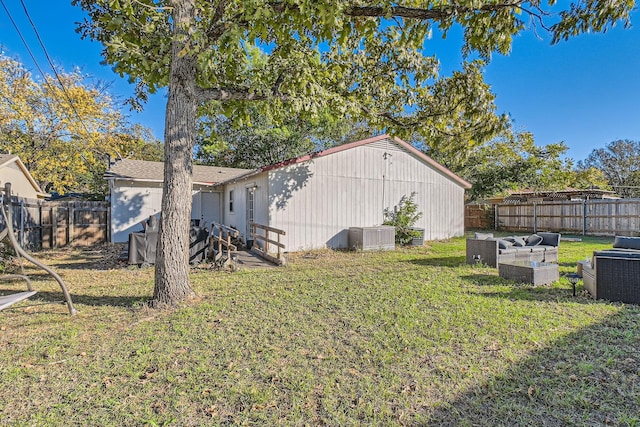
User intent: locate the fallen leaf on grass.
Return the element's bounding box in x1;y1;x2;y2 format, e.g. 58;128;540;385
527;385;536;400
139;366;158;380
151;401;166;415
484;342;501;352
204;405;218;417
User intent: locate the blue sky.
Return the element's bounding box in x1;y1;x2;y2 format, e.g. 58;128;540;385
1;1;638;163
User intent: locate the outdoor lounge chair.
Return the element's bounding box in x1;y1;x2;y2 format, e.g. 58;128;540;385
581;236;640;304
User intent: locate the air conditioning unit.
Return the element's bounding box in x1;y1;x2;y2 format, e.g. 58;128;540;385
348;226;395;251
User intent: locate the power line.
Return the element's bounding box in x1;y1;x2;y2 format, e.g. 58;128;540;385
0;0;67;142
17;0;96;141
0;0;47;80
1;0;96;146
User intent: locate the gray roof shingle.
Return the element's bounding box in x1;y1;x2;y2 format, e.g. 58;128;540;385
0;154;19;167
105;159;251;185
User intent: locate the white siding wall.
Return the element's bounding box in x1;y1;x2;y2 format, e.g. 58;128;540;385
110;180;163;242
267;138;466;251
0;162;39;199
192;189;223;229
199;192;222;229
252;175;270;231
110;180;223;242
221;174;269;242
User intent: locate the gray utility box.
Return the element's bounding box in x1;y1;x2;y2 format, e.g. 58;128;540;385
349;226;395;251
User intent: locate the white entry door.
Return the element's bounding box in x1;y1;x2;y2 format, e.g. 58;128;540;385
246;187;255;241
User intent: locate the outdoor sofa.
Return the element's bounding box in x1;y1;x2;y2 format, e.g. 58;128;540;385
581;236;640;304
466;232;561;268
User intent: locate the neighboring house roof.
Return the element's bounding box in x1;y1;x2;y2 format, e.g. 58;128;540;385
219;134;472;189
0;154;48;198
47;192;105;202
500;188;619;204
104;159;251;185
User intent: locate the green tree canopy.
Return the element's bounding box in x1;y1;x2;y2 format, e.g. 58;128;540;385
74;0;635;306
447;123;611;201
578;139;640;197
195;104;374;168
458;127;574;200
0;54;163;196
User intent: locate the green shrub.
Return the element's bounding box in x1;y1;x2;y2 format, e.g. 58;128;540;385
383;192;423;245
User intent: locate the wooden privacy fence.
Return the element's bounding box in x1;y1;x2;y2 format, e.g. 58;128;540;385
466;199;640;236
1;197;109;250
465;204;494;230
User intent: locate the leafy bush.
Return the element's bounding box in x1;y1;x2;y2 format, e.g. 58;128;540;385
0;242;17;274
383;192;423;245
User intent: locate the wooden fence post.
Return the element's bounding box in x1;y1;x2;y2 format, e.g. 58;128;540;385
582;200;588;236
19;200;25;248
277;232;281;260
52;206;58;248
107;202;111;243
69;203;75;246
38;202;43;250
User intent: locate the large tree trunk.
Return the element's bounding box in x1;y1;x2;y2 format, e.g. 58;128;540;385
152;0;197;306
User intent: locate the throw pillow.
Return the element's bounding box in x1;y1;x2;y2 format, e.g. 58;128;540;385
510;236;526;247
525;234;543;246
498;239;514;249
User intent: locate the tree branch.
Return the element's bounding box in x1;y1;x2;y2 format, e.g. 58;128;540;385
131;0;172;11
358;92;468;127
196;86;289;103
204;0;244;42
345;3;527;20
272;72;285;97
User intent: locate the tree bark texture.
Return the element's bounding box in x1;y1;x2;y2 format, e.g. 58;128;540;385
152;0;197;306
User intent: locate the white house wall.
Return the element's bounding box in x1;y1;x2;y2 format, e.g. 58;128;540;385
221;174;270;241
0;162;39;199
110;180;223;242
267;138;466;251
199;192;222;230
110;180;162;242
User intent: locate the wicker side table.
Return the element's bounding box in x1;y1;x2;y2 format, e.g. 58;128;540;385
498;261;559;285
577;259;591;277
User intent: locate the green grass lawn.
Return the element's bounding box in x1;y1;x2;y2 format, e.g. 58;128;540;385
1;234;639;426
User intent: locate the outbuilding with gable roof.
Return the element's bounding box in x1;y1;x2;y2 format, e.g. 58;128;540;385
106;135;471;251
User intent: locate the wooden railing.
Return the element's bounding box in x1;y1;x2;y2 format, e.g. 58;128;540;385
209;222;239;265
250;222;286;265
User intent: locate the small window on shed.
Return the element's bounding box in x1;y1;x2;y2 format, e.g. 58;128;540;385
229;189;234;213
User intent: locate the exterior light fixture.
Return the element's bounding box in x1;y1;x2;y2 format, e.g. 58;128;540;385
566;273;580;296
